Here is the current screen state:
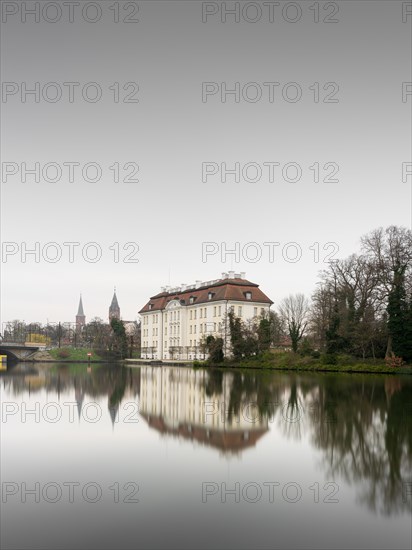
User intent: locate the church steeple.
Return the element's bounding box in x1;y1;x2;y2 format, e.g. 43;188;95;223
109;288;120;321
76;295;86;329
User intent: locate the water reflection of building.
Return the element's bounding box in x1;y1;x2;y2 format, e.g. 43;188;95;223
74;379;85;421
139;366;269;453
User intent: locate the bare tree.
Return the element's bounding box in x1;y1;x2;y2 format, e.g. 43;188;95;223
361;226;412;297
310;281;335;351
361;226;412;356
278;294;310;352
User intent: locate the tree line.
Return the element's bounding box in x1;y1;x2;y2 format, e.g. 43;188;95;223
204;226;412;364
1;317;141;360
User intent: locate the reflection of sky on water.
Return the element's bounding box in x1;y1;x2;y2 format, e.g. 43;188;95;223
1;363;411;549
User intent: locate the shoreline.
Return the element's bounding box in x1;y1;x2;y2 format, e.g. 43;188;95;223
7;357;411;375
124;358;412;375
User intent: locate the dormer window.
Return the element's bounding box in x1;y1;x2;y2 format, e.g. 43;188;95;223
245;292;252;300
208;292;213;300
189;296;194;304
148;304;153;310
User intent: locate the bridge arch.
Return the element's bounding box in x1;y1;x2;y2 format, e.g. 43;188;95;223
0;345;39;362
0;349;19;362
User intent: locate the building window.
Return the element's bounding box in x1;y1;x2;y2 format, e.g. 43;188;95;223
194;310;197;320
218;306;221;316
245;292;252;300
189;296;194;304
238;306;242;317
254;307;258;317
261;308;264;316
190;325;192;334
213;306;216;317
190;310;192;320
208;292;213;300
204;308;207;318
200;309;203;319
148;304;152;310
165;313;167;322
194;326;197;334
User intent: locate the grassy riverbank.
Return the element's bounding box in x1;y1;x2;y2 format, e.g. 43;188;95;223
47;348;104;362
202;351;412;375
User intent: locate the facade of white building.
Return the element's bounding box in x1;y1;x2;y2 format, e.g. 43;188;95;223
139;272;273;360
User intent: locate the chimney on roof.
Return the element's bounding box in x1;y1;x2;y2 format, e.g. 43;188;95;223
195;280;201;288
181;284;186;291
221;272;228;280
240;272;246;279
161;286;165;292
229;271;235;279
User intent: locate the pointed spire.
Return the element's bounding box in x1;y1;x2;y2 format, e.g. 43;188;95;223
77;295;84;316
76;294;86;330
109;287;120;320
110;290;119;309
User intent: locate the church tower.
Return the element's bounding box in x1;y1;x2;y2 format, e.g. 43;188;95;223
76;295;86;330
109;288;120;321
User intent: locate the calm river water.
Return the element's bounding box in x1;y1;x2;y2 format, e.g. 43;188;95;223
1;362;411;549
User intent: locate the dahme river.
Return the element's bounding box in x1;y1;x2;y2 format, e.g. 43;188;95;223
1;362;411;550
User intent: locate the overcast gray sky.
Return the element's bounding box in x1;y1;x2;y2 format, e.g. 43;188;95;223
1;0;411;325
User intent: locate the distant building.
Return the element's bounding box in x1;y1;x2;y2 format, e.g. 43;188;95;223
75;295;86;330
109;289;120;321
139;272;273;360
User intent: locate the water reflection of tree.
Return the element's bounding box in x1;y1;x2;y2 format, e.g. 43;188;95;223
205;369;223;397
208;369;412;516
281;377;305;440
2;363;140;403
309;375;412;516
4;364;411;515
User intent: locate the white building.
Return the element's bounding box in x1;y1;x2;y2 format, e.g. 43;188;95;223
139;272;273;360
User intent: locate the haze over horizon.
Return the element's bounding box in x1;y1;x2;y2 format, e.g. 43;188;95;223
1;1;411;325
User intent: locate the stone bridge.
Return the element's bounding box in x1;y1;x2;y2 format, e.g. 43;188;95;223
0;343;41;361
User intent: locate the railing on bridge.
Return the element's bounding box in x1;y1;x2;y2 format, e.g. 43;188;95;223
1;321;87;348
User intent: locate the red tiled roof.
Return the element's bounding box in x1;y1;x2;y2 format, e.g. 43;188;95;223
138;278;273;314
